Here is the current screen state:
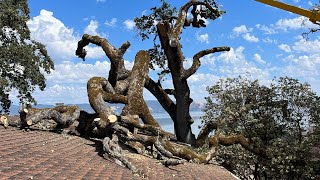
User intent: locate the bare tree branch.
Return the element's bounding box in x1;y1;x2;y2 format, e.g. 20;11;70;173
75;34;130;86
170;0;223;47
183;46;230;79
169;1;193;47
145;77;176;120
210;134;270;159
195;121;218;147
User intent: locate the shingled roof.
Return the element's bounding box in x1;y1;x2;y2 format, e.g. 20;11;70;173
0;126;237;179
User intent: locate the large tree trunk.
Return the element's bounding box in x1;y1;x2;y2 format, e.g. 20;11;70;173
157;22;195;145
121;51;160;127
174;79;195;145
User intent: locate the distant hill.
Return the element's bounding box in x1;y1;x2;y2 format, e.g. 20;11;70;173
8;100;204;115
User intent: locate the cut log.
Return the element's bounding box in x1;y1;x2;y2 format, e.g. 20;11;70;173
0;115;9;128
19;105;81;128
108;115;117;123
26;119;33;126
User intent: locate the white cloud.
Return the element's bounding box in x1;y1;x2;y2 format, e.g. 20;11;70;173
262;37;277;44
254;16;319;36
255;24;277;34
188;73;220;103
283;55;319;77
123;19;135;30
232;25;258;42
276;17;304;31
196;33;209;44
275;16;317;31
292;37;320;54
253;53;266;64
27;10;77;61
32;60;110;104
215;47;269;79
142;10;148;16
278;37;320;87
278;44;292;53
97;0;106;2
84;20;99;35
159;46;274;103
243;33;259;42
104;18;117;27
46;61;111;84
27;10;105;62
33;84;88;105
232;25;251;35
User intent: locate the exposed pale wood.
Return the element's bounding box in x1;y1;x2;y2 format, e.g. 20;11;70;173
108;115;117;123
0;115;9;128
26;119;33;126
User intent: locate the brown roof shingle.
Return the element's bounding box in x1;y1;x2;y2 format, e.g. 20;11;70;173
0;126;237;180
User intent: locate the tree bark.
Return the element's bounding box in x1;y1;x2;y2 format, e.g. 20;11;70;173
157;22;196;145
121;51;160;127
20;105;81;128
87;77;127;128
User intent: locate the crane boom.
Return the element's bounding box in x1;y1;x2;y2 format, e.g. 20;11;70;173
256;0;320;23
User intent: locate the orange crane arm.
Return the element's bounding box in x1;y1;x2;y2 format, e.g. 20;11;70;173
256;0;320;23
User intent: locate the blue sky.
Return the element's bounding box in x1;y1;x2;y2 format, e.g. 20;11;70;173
12;0;320;105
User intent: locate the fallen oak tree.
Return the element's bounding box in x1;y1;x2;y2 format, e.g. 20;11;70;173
11;102;99;136
19;103;80;128
72;0;273;175
74;45;228;172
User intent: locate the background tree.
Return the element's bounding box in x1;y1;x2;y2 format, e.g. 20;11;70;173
0;0;54;114
202;76;320;179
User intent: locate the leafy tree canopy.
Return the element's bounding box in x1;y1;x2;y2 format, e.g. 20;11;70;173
202;76;320;179
0;0;54;113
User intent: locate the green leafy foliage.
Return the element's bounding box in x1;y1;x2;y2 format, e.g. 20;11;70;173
0;0;54;113
134;0;177;73
203;76;320;179
134;0;177;41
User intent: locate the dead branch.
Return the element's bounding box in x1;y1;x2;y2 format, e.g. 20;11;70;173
102;134;140;173
183;46;230;79
19;105;80;128
87;77;126;128
209;134;270;159
195;121;218;147
76;34;130;86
